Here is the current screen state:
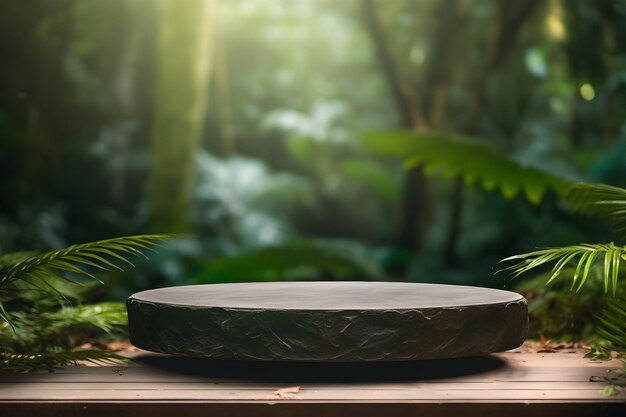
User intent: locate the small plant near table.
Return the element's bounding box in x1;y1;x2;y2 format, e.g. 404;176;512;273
501;183;626;393
0;235;171;372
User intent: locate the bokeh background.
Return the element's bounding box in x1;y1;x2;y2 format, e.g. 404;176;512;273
1;0;625;338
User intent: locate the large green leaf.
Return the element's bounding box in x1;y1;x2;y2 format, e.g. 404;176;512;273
363;131;570;204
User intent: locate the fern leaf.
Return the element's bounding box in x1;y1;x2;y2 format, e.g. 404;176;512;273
566;183;626;228
0;235;174;327
500;243;624;294
0;235;173;289
597;298;626;353
41;302;128;335
363;131;570;204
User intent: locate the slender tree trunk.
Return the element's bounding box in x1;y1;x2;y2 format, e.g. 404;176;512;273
360;0;431;251
419;0;466;127
18;0;75;199
420;0;467;267
149;0;216;232
361;0;468;254
109;0;146;208
214;1;240;243
362;0;541;266
443;0;542;267
443;177;464;266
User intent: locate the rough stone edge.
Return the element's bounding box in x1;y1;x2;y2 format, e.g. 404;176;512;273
127;296;528;362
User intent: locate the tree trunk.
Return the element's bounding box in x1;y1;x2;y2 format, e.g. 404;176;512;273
18;0;75;200
360;0;431;251
149;0;216;233
109;0;147;208
443;0;542;267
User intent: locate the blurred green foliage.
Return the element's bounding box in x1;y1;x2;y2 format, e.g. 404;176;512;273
0;0;626;343
517;266;614;341
194;240;383;283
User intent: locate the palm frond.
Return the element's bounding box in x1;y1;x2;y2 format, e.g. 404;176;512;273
566;183;626;228
0;349;129;373
0;305;13;332
597;298;626;353
500;242;624;295
0;235;172;289
0;235;174;325
363;131;570;204
40;302;127;335
0;252;35;270
0;302;128;356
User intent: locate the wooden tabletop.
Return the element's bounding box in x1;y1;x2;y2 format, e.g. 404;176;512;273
1;348;624;417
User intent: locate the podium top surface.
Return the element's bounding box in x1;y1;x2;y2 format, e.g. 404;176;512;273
130;282;523;311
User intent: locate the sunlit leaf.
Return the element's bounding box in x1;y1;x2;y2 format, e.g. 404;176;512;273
500;243;624;294
363;131;570;204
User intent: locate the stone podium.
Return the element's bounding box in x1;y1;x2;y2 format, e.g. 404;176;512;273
127;282;527;361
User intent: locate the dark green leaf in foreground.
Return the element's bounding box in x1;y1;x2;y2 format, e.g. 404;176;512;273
363;131;570;204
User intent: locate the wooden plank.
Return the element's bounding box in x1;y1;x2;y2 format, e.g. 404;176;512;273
1;384;625;401
0;381;614;391
0;388;620;401
495;355;622;367
0;401;624;417
1;365;620;383
0;350;624;417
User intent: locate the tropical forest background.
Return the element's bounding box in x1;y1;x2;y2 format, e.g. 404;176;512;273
2;0;626;358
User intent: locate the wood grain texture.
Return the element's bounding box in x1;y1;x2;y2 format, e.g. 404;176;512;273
0;350;624;417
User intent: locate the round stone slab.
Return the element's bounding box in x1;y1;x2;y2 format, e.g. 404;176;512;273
127;282;528;362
